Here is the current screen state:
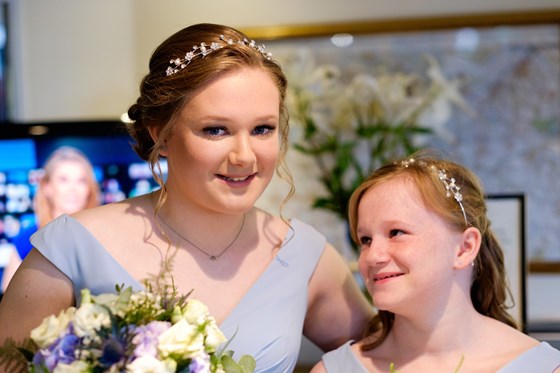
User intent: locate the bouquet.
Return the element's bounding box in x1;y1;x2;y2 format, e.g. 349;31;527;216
18;285;255;373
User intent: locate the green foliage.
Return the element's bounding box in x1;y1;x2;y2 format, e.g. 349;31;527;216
220;354;256;373
293;115;431;221
283;53;470;255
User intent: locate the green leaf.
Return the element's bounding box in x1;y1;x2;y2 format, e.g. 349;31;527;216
16;347;35;363
221;355;243;373
238;355;257;373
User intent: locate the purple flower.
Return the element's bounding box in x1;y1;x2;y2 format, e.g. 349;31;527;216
99;335;127;367
32;333;80;370
131;321;171;358
189;354;211;373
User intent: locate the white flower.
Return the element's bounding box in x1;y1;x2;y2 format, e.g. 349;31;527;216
91;286;132;317
182;299;210;325
73;303;111;338
158;319;204;359
204;319;227;351
126;355;177;373
30;307;76;348
52;360;90;373
425;54;474;117
130;291;162;314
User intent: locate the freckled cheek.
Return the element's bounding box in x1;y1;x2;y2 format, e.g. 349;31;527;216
357;258;370;281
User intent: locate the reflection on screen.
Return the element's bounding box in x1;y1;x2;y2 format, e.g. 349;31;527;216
0;129;167;291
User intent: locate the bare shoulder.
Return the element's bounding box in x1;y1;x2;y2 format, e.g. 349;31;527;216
0;249;74;343
72;195;153;235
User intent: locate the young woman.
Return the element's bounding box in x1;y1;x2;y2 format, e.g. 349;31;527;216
313;152;560;372
0;23;373;372
2;146;100;292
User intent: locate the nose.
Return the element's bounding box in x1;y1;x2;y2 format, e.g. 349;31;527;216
228;134;256;166
360;239;390;266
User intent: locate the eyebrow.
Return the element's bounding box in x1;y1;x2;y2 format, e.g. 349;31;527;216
197;114;279;123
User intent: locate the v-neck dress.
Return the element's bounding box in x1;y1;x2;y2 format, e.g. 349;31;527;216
321;340;560;372
30;214;326;373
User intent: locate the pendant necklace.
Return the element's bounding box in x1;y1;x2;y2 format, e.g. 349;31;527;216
158;213;246;261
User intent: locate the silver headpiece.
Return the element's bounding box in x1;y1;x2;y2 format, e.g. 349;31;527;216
166;35;273;76
400;158;468;225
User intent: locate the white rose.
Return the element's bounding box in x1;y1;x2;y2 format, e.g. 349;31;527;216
158;319;204;359
52;360;90;373
30;307;76;348
127;355;176;373
204;320;226;351
73;303;111;337
92;287;133;318
182;299;209;325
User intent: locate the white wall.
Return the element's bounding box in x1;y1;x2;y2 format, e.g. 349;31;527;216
10;0;560;326
11;0;560;121
10;0;137;121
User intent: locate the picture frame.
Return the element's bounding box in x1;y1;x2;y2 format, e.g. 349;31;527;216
245;9;560;273
486;194;526;330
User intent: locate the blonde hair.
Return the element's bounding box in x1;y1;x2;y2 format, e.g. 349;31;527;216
34;146;100;227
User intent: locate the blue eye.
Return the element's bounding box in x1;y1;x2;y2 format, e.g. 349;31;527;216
253;125;276;136
203;127;227;136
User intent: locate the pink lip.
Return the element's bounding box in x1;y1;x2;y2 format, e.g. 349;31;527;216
372;272;404;283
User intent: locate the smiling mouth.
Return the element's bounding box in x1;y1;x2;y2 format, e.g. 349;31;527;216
218;174;254;182
374;273;404;282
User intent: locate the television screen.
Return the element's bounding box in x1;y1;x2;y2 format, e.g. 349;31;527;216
0;121;166;293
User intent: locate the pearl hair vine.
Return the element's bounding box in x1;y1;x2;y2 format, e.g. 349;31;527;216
400;158;468;225
166;35;273;76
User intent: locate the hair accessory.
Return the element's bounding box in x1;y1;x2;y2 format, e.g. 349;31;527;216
398;158;468;225
166;35;273;76
400;158;415;168
435;168;468;225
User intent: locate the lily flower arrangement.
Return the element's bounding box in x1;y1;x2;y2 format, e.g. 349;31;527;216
282;50;473;224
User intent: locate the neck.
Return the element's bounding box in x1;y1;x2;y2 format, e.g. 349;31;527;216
151;190;251;258
389;297;482;354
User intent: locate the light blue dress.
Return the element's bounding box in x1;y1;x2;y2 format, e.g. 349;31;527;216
31;214;326;373
322;340;560;372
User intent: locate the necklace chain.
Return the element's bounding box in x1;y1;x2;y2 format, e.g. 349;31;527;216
158;213;246;261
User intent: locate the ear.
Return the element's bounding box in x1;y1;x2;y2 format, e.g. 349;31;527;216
454;227;481;269
147;126;169;157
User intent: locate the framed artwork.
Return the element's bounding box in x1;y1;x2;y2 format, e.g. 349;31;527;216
486;194;526;329
246;10;560;273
